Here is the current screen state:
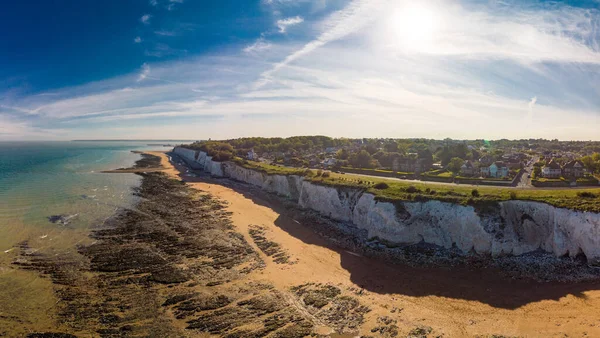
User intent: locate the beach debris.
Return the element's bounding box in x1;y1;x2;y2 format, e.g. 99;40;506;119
40;235;48;239
47;214;78;225
3;248;14;254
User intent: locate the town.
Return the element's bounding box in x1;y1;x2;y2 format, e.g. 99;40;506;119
183;137;600;188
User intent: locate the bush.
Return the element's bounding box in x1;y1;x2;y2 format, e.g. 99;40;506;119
510;191;518;200
373;182;389;190
321;171;331;178
471;189;479;197
405;185;420;193
302;169;313;177
577;191;598;199
316;169;323;177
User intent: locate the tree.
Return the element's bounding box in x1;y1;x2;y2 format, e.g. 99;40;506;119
581;156;596;173
384;141;398;153
352;150;374;168
447;157;464;175
533;166;541;178
365;143;379;155
336;148;349;160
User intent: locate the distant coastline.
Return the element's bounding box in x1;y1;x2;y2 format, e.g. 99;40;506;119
71;139;200;142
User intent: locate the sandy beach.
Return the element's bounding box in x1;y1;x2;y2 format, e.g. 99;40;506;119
147;150;600;337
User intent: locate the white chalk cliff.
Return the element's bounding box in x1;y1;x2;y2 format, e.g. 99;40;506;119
173;147;600;264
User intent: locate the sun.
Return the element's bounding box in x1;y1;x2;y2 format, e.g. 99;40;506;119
391;4;440;51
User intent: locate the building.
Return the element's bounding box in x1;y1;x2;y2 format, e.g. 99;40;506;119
542;159;562;178
506;159;522;170
478;155;494;167
562;160;585;178
321;158;337;168
481;161;509;178
392;157;432;173
460;160;475;176
247;149;258;161
480;166;490;177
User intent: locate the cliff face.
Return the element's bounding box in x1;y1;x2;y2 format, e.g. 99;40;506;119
174;146;224;176
173;147;600;264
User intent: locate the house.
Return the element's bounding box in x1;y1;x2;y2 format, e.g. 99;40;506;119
506;159;522;170
321;158;337;168
247;149;258;161
392;157;432;173
480;166;490;177
542;159;562;178
481;161;509;178
460;160;475;176
479;155;494;167
562;160;585;178
393;157;416;172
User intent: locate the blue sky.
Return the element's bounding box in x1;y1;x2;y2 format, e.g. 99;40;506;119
1;0;599;140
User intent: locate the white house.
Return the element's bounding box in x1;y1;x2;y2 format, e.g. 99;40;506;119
322;158;337;167
247;149;258;161
542;159;562;178
481;161;509;178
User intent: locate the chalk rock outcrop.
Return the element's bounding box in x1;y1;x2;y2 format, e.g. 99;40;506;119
172;147;600;264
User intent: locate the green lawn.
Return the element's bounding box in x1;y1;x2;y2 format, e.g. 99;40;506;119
233;158;310;176
315;173;600;212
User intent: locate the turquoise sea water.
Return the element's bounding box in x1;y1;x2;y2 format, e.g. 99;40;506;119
0;141;184;330
0;141;161;249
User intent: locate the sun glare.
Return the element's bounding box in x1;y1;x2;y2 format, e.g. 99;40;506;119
391;4;440;51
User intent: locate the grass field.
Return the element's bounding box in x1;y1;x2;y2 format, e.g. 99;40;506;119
235;159;600;212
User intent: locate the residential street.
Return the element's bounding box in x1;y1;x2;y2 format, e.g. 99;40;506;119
515;156;539;188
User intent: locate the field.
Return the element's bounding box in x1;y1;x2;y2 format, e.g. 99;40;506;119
235;160;600;212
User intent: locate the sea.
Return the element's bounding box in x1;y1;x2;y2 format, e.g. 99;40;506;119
0;141;188;332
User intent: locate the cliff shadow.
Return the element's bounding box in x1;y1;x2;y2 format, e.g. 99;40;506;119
221;183;600;310
169;155;600;310
269;213;600;310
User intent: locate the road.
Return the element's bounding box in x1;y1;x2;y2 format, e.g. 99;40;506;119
515;156;539;188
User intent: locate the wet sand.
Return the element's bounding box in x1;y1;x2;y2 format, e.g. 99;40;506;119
149;150;600;337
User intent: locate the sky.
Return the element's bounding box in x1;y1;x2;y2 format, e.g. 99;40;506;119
1;0;599;141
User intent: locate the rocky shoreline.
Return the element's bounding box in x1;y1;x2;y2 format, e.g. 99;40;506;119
9;154;381;337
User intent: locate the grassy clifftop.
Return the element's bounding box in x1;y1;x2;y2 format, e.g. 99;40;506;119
233;159;600;213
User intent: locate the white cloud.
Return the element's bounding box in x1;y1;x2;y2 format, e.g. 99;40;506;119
155;30;177;36
0;114;66;140
149;0;158;6
243;39;273;54
276;16;304;33
257;0;388;87
144;43;187;57
166;0;184;11
374;2;600;64
528;96;537;110
134;36;142;43
140;14;151;24
138;63;151;82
